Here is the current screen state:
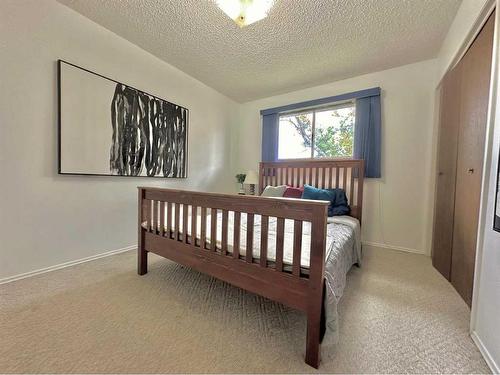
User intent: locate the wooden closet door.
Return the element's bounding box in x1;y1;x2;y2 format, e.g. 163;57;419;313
432;64;462;280
451;12;495;306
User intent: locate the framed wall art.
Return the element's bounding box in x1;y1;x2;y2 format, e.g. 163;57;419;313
58;60;188;178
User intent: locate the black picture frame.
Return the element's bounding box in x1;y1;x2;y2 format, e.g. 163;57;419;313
57;60;189;178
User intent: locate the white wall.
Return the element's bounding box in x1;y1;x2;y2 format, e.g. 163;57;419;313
471;4;500;373
472;82;500;372
233;60;439;254
0;0;238;280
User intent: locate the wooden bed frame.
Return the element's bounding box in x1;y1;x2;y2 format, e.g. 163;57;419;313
138;159;364;368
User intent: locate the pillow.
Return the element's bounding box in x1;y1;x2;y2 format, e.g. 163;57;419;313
261;185;287;197
301;184;350;217
283;185;304;198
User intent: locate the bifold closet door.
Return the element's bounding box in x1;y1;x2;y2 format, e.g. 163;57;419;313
432;64;462;280
451;12;495;306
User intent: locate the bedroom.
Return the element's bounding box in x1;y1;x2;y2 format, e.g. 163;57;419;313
1;0;500;373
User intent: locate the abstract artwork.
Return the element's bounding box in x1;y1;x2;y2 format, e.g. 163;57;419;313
58;60;188;178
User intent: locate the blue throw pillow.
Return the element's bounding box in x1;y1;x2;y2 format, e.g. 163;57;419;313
301;185;350;217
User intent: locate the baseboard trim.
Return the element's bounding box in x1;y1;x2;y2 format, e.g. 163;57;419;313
362;241;426;255
0;245;136;285
0;240;426;284
471;330;500;374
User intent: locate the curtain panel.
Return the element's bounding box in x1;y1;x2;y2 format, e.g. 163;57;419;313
260;87;381;178
353;95;381;178
261;113;279;162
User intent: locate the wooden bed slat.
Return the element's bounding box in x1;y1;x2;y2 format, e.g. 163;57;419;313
233;211;241;259
159;201;165;236
200;207;207;249
350;168;355;204
146;200;152;233
174;203;180;241
275;217;285;272
183;204;189;243
191;205;197;246
246;213;254;263
211;208;218;251
145;199;152;232
153;200;159;234
166;201;172;239
259;165;265;194
293;220;302;277
260;215;269;267
221;209;228;255
358;166;364;223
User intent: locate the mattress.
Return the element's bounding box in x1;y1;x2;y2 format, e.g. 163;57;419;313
141;208;360;271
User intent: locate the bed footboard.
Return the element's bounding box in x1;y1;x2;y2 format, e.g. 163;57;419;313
138;187;328;368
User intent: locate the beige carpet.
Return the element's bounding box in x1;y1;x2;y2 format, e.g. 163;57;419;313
0;246;490;374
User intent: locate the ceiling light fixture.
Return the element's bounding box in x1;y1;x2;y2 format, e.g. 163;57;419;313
215;0;275;28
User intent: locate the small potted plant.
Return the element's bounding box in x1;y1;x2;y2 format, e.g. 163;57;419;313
235;173;246;195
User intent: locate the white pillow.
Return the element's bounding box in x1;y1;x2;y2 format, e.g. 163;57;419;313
261;185;287;197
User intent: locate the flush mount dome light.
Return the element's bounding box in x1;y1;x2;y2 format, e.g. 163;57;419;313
215;0;275;28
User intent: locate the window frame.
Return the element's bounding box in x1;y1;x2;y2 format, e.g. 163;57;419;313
277;100;356;161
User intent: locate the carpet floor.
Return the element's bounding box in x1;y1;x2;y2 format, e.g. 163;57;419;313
0;246;490;374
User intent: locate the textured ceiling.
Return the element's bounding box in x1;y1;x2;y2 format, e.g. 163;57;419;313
57;0;461;102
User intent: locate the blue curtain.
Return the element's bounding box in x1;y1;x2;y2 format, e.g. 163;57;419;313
354;95;381;178
261;113;279;162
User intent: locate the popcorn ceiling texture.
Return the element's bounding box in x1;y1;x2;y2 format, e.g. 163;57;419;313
56;0;461;102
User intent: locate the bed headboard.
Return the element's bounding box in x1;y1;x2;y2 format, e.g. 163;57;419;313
259;159;364;222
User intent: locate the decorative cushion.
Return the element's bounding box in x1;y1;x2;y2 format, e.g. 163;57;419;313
283;185;304;198
261;185;287;197
301;184;350;217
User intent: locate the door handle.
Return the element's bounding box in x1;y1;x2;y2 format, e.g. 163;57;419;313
468;168;474;174
438;172;444;176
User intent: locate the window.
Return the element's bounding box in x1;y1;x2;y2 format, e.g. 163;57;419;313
277;102;355;160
